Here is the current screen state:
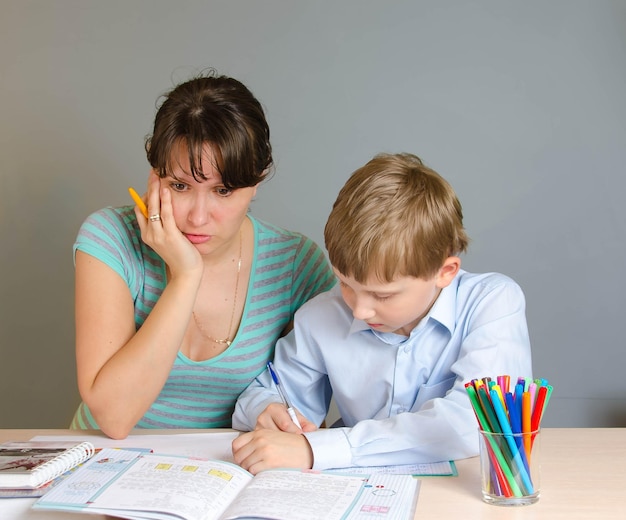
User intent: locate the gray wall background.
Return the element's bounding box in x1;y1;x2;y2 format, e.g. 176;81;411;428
1;0;625;429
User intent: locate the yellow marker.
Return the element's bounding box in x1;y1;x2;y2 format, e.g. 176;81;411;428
128;187;148;218
492;384;505;410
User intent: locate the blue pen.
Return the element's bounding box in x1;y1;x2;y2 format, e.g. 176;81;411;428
267;362;302;429
514;383;524;421
505;392;531;476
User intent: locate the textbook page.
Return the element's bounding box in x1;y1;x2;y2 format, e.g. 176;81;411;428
219;470;365;520
89;454;252;520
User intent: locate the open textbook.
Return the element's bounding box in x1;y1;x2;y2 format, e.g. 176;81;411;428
33;448;420;520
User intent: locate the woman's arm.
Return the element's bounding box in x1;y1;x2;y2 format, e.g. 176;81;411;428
74;250;202;439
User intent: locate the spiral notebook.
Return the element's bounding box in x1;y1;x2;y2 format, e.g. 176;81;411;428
0;440;96;489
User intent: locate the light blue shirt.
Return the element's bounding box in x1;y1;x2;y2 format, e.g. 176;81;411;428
232;270;532;470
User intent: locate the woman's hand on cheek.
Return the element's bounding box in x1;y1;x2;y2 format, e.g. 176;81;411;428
137;173;203;279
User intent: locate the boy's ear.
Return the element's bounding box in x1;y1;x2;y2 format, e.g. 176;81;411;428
436;256;461;288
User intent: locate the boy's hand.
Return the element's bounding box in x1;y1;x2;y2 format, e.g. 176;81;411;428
232;429;314;475
256;403;317;433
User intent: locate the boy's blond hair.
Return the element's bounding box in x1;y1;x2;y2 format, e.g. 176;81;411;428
324;153;469;283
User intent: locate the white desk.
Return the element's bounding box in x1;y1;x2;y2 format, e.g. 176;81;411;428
1;428;625;519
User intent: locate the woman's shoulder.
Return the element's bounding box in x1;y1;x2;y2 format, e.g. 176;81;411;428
75;205;158;289
293;285;347;321
251;215;303;238
79;205;138;236
250;215;320;249
75;205;142;260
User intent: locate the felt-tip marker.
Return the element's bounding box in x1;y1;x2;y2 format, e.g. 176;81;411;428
128;187;148;218
267;361;302;429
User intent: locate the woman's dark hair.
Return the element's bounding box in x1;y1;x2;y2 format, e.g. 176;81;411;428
145;70;273;189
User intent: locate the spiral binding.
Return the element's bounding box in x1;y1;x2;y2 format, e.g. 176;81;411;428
30;441;96;487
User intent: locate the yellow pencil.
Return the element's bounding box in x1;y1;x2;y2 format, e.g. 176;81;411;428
128;187;148;218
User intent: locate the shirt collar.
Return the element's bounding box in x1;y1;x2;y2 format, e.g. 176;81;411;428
426;275;459;335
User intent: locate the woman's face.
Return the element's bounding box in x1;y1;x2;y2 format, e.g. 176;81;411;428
161;141;257;255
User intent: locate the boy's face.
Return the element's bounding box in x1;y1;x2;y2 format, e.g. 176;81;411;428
334;257;459;337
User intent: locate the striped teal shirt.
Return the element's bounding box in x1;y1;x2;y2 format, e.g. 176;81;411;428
70;206;336;430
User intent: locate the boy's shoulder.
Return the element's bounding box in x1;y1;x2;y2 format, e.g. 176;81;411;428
453;270;525;304
456;270;521;290
431;270;526;333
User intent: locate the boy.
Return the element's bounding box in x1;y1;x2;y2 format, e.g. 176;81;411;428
232;153;532;474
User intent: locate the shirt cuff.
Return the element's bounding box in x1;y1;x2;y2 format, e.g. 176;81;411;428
304;428;352;470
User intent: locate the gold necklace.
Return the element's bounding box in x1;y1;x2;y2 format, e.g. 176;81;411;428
192;229;242;347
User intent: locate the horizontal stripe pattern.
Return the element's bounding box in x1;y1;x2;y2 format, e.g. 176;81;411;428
70;206;335;430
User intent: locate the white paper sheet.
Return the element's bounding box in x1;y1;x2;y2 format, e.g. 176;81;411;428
31;432;239;462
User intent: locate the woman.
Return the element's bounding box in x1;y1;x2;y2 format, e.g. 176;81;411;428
71;71;336;439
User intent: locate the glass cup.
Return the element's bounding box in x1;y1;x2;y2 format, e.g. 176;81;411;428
478;428;541;506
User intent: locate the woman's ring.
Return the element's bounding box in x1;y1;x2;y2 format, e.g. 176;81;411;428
149;214;161;222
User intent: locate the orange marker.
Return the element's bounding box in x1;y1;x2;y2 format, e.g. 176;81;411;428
128;187;148;218
522;391;532;460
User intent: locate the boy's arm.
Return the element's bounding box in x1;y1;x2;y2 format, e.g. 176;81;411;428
232;326;332;431
232;369;281;431
302;389;479;470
